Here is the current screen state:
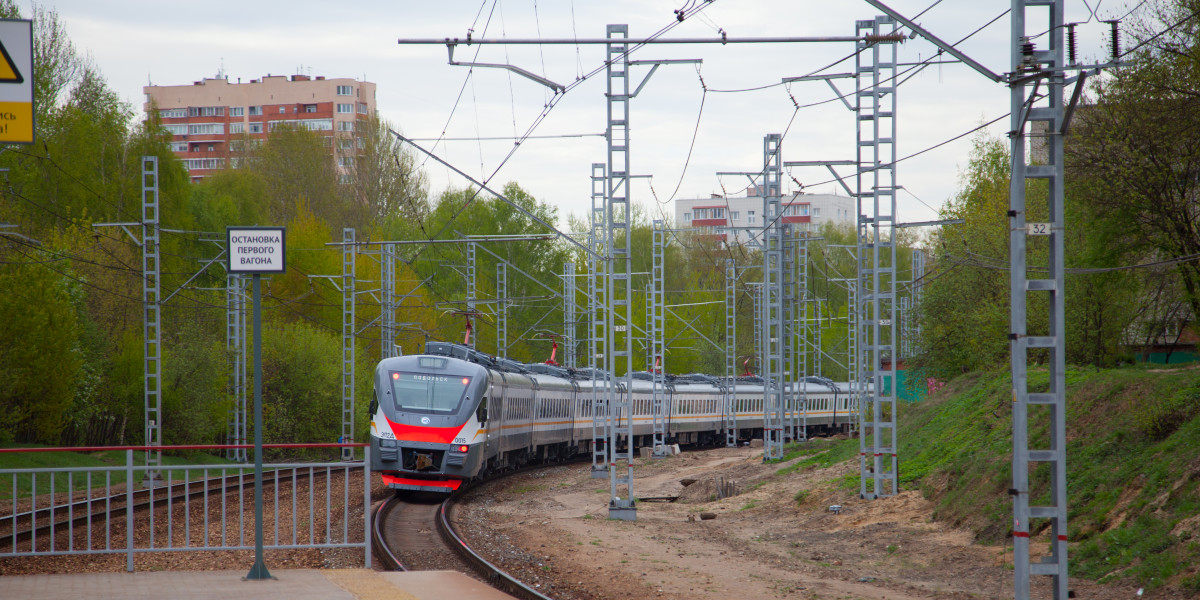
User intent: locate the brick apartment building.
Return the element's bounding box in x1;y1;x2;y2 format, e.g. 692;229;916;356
144;74;376;182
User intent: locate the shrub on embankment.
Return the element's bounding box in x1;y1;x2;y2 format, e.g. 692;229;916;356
894;365;1200;591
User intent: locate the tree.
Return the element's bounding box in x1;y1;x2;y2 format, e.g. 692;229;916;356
1068;0;1200;323
345;116;429;226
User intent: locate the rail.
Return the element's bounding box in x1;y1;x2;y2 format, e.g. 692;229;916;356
0;444;371;571
436;495;555;600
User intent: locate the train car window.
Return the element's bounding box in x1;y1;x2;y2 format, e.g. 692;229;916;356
477;397;489;423
389;372;471;414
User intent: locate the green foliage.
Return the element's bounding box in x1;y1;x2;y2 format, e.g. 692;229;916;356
899;367;1200;590
260;321;343;450
0;248;82;443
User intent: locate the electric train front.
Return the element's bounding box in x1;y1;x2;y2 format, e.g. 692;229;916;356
369;354;487;493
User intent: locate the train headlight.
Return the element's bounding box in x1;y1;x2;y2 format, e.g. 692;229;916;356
456;445;469;453
380;439;397;448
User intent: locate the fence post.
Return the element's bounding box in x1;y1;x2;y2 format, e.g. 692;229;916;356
363;445;372;568
125;449;134;572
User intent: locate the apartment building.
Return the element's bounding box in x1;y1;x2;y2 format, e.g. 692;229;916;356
144;74;376;182
674;190;855;245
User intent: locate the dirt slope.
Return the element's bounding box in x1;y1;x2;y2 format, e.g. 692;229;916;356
454;445;1151;600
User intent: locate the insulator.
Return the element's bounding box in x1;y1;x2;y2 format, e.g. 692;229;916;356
1021;39;1037;72
1110;20;1121;60
1066;24;1078;65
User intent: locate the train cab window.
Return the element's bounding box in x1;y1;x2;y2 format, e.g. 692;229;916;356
477;397;489;423
389;371;472;414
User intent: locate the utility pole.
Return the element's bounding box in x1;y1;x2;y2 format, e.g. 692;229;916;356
564;261;576;368
605;24;637;520
226;275;248;463
341;228;356;461
141;158;162;485
496;261;508;358
724;258;738;447
589;163;609;480
856;15;900;500
650;219;667;457
1009;2;1069;598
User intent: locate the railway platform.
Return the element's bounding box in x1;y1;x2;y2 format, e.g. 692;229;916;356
0;568;517;600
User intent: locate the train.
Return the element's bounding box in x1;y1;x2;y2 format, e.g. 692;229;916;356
369;341;855;493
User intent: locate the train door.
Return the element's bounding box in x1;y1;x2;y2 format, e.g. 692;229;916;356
485;372;507;467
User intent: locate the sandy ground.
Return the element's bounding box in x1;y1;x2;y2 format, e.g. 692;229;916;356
453;443;1155;600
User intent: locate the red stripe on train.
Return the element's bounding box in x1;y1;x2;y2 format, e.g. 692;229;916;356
386;418;464;444
381;473;462;491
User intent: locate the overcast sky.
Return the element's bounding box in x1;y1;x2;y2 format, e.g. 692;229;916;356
25;1;1128;228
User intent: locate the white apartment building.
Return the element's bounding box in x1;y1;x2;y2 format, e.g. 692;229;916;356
674;190;855;245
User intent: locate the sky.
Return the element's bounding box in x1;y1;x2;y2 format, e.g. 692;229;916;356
23;0;1130;229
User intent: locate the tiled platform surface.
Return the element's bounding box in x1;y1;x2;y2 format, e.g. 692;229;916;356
0;568;516;600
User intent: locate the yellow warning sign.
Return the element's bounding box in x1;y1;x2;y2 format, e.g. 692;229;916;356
0;19;33;144
0;40;22;84
0;101;32;142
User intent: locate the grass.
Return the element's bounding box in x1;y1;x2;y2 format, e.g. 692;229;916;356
793;489;811;506
893;366;1200;591
0;446;238;501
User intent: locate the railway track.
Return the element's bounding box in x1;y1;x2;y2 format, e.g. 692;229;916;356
373;487;556;600
0;468;329;549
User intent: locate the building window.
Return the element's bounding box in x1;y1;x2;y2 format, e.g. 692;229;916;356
279;106;286;114
187;123;224;136
339;138;354;150
183;158;225;171
336;85;353;96
339;174;354;184
248;105;262;116
304;104;317;113
208;145;214;152
730;211;739;220
337;103;353;114
249;123;263;134
188;106;224;117
230;122;244;134
813;207;821;217
683;212;690;221
338;156;354;168
357;102;368;114
230;106;244;117
170;142;187;152
162;124;187;136
158;108;187;119
748;215;755;224
337;121;354;132
268;118;333;132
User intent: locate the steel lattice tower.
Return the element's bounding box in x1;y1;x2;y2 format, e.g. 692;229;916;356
797;231;810;442
761;133;786;462
589;162;609;479
605;24;636;519
650;219;667;457
341;228;356;460
381;243;397;359
142;157;162;484
466;241;477;348
226;275;248;462
855;16;899;499
496;262;507;358
564;261;576;368
782;225;797;443
724;259;738;447
1010;0;1069;597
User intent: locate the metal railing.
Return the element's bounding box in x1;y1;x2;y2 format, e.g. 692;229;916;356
0;444;371;571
